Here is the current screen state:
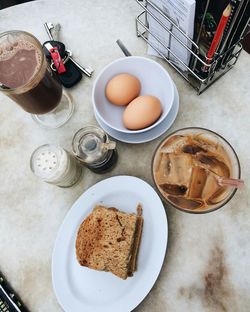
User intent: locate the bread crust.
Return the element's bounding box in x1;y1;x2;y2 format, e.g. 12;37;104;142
128;204;144;276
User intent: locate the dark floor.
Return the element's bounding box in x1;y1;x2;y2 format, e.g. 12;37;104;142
0;0;249;53
0;0;34;9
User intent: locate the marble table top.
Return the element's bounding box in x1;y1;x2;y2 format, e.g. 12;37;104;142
0;0;250;311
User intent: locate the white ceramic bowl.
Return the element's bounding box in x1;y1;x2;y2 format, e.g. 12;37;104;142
92;56;175;134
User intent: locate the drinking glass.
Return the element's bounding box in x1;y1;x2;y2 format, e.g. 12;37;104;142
0;30;73;128
152;127;241;213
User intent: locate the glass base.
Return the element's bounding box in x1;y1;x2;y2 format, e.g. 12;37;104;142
31;90;74;128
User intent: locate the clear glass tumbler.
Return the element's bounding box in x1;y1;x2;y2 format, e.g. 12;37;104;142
0;30;73;128
152;127;241;213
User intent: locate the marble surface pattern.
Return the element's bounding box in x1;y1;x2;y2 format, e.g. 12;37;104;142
0;0;250;311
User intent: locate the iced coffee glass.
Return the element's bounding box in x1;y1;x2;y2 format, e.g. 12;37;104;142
152;127;241;213
0;30;73;128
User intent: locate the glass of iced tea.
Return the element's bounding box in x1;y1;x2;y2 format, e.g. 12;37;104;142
152;127;241;213
0;30;73;128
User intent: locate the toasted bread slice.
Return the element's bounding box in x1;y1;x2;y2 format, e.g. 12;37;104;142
75;205;139;279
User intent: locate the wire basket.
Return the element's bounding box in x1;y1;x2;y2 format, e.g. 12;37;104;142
135;0;245;94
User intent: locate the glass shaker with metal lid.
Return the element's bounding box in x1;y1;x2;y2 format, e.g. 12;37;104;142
30;144;82;187
72;126;118;173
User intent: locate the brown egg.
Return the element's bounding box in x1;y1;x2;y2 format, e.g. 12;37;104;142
123;95;162;130
105;73;141;106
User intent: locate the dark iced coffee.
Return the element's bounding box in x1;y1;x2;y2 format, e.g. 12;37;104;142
153;128;240;212
0;31;62;114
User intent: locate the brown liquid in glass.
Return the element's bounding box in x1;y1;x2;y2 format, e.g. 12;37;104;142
0;40;62;114
153;133;232;211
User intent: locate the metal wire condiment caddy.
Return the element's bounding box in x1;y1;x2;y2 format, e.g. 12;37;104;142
135;0;248;94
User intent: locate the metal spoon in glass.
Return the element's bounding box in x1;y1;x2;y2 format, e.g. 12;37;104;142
208;169;244;188
216;176;244;188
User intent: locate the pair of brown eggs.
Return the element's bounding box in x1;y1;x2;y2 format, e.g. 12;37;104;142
105;73;162;130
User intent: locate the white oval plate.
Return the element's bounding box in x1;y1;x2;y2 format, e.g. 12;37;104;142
52;176;168;312
94;82;179;144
